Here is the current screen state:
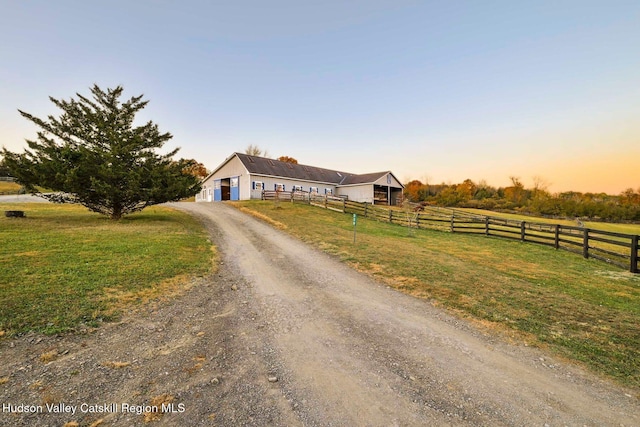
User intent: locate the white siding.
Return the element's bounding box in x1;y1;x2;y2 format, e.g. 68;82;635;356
251;175;337;199
337;185;374;203
199;155;249;201
373;173;402;188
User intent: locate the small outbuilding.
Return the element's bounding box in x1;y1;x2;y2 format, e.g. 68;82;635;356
197;153;404;205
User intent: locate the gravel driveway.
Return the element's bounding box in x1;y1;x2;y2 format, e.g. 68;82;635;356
1;201;638;426
0;194;50;203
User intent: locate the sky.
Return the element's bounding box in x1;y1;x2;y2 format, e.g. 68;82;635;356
1;0;639;194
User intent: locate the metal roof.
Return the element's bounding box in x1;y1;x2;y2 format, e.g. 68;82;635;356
205;153;404;188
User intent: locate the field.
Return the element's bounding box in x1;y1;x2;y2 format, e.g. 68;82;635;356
233;200;640;389
0;203;215;336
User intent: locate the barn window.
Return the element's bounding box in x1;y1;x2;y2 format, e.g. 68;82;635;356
310;187;318;194
325;188;333;195
292;185;303;191
252;181;263;190
275;183;285;191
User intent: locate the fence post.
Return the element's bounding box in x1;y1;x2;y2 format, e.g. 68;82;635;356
450;214;455;232
583;228;589;259
554;224;560;249
520;221;526;242
324;195;327;209
389;209;392;223
485;217;489;236
364;202;368;217
342;198;346;212
631;235;639;273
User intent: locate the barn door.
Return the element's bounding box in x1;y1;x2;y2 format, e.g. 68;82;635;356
230;176;239;201
213;180;222;201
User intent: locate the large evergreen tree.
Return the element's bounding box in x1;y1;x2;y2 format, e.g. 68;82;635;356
2;85;201;219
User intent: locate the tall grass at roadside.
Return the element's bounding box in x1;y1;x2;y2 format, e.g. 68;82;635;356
0;203;214;336
233;200;640;390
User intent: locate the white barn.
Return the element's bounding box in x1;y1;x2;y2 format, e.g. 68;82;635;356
197;153;404;205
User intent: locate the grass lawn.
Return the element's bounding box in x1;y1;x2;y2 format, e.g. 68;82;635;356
0;182;51;195
0;203;215;336
233;200;640;390
0;181;22;195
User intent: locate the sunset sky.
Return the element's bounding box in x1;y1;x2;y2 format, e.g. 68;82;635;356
1;1;638;194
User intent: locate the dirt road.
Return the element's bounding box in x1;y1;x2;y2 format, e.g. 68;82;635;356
1;202;638;426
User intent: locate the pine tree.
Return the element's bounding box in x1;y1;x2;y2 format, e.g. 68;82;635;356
2;85;201;219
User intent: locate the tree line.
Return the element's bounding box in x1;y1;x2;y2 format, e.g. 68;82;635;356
404;177;640;222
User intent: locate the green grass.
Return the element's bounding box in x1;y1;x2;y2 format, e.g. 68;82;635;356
233;200;640;390
0;181;22;195
0;203;215;336
0;182;52;195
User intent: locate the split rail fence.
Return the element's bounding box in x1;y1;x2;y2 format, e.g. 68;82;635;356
261;190;640;273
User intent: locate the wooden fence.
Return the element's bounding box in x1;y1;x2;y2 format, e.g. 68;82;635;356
268;191;639;273
261;190;311;202
449;212;639;272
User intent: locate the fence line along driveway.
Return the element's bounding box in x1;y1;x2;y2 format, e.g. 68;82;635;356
270;191;640;273
171;202;638;426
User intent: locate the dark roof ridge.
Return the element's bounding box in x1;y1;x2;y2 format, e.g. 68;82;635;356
229;153;403;187
235;152;351;175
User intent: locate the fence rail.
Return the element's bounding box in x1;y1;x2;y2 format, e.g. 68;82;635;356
449;215;637;271
274;192;640;273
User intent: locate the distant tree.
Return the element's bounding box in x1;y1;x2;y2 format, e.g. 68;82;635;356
436;186;465;206
245;144;261;156
504;176;528;206
277;156;298;164
531;175;550;195
620;188;640;206
456;179;477;201
404;180;424;202
244;144;270;158
474;179;496;200
183;160;209;178
2;84;201;220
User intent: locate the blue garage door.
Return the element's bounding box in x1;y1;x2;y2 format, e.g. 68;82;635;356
230;176;239;201
214;180;222;201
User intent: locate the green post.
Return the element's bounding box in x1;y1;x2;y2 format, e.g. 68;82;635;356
353;213;357;244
